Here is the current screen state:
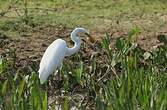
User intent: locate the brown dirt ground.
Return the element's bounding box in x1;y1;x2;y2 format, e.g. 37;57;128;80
0;24;167;69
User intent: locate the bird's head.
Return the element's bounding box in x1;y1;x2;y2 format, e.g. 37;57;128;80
72;28;96;43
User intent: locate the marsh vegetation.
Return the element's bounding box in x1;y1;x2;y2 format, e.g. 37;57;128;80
0;0;167;109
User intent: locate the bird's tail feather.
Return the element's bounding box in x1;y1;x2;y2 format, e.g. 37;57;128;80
38;67;48;84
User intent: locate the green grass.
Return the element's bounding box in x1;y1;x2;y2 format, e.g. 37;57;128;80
0;0;167;33
0;28;167;109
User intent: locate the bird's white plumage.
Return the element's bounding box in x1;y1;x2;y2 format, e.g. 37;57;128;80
38;28;89;84
39;39;67;83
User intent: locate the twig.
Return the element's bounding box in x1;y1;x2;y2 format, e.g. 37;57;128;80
97;65;111;83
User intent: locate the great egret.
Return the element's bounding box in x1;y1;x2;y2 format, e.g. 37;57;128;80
38;28;92;84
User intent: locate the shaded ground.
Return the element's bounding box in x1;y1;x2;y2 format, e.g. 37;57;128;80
0;24;167;68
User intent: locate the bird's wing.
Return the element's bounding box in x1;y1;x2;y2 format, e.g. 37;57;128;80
38;39;67;83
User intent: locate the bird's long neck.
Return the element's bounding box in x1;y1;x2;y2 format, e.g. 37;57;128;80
65;30;81;56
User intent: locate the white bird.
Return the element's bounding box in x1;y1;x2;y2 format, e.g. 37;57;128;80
38;28;91;84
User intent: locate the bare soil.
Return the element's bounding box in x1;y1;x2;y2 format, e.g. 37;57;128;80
0;25;167;69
